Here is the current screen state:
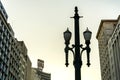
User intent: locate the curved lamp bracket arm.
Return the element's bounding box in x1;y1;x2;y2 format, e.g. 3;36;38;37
79;43;91;67
64;45;75;67
71;44;86;58
65;44;75;54
80;46;87;60
64;43;91;67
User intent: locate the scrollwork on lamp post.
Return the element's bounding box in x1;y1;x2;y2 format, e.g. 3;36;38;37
63;7;92;80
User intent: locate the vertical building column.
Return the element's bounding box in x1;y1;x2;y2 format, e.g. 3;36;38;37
115;37;120;80
113;41;119;80
117;33;120;79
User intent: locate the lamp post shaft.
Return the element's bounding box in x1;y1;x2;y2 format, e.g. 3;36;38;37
63;6;92;80
73;7;82;80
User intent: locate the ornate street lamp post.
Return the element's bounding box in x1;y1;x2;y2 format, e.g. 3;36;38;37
63;7;92;80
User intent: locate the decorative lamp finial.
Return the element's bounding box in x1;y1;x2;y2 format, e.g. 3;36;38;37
75;6;78;13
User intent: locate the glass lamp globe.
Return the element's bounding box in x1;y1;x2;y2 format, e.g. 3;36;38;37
83;28;92;41
63;28;72;44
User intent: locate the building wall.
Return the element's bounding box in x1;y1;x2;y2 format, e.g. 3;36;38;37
26;56;32;80
32;68;51;80
18;41;27;80
0;1;32;80
0;1;20;79
96;20;117;80
18;41;32;80
0;17;12;79
31;68;41;80
108;18;120;80
97;15;120;80
37;59;44;71
0;1;8;20
31;59;51;80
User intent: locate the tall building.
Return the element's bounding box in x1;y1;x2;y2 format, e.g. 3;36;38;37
0;0;19;79
96;15;120;80
107;16;120;80
26;56;32;80
9;38;21;80
31;59;51;80
18;41;32;80
0;1;32;80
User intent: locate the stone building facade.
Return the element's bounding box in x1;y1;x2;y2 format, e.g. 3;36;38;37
0;1;32;80
96;15;120;80
31;59;51;80
107;16;120;80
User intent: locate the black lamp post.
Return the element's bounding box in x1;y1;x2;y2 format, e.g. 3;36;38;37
63;7;92;80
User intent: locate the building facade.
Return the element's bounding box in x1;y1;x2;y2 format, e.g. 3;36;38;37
31;59;51;80
26;55;32;80
96;16;120;80
18;41;32;80
107;16;120;80
0;1;19;79
0;1;32;80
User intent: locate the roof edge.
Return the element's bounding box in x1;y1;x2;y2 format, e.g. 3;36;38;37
96;19;117;39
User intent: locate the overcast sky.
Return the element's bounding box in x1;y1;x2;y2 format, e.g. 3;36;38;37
1;0;120;80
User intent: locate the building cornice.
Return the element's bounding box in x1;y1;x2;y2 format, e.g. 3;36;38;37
96;19;117;39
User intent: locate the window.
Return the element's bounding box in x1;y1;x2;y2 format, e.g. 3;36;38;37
0;71;2;78
0;50;1;57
